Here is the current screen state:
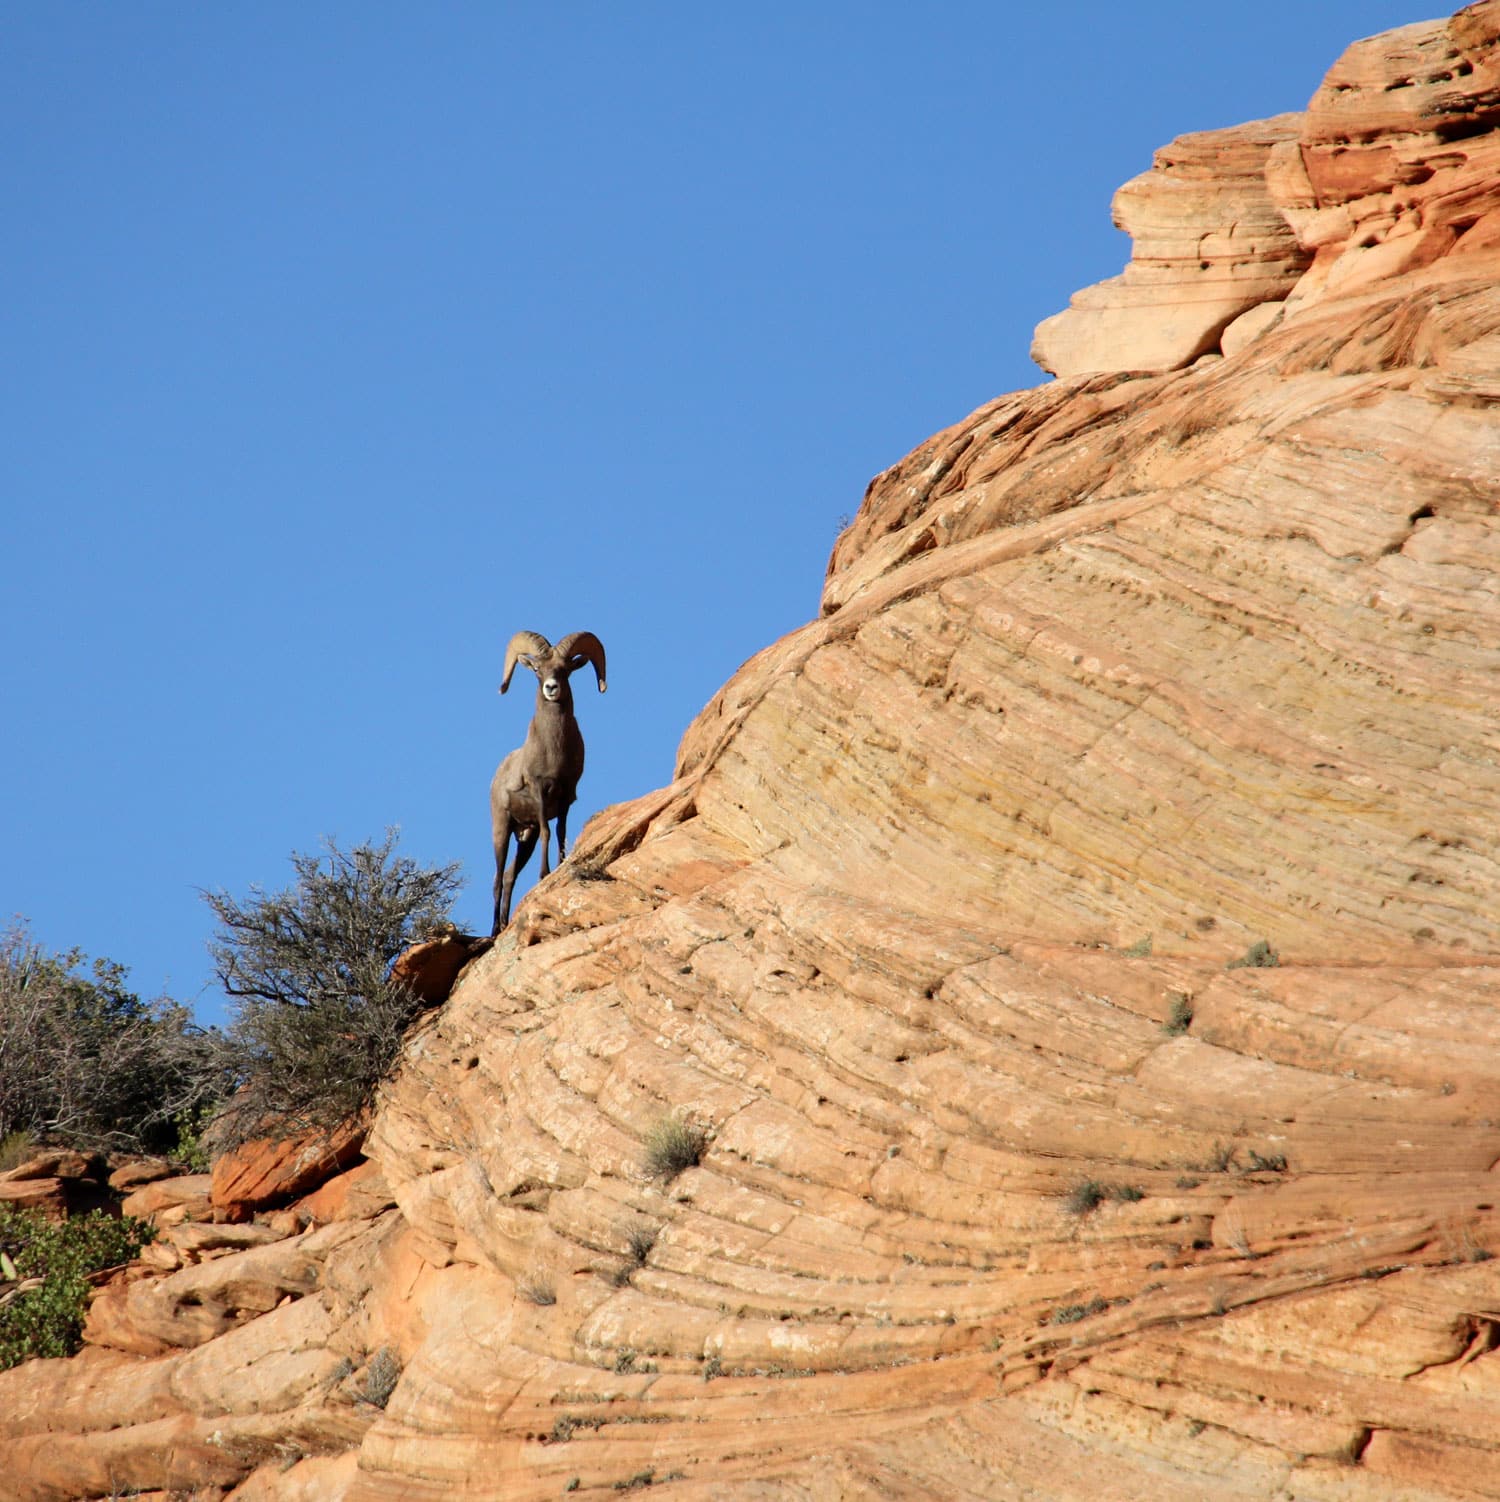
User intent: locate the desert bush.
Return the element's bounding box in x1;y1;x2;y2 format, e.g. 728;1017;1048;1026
0;922;226;1155
1246;1149;1288;1173
1062;1179;1108;1216
1049;1296;1108;1325
519;1272;557;1306
0;1206;153;1369
1204;1141;1238;1172
361;1345;402;1408
1161;993;1194;1035
624;1222;658;1265
204;832;461;1149
1062;1180;1145;1216
642;1116;706;1182
1227;939;1279;970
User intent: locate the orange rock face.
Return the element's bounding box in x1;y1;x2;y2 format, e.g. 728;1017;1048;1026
6;7;1500;1498
210;1117;367;1220
1034;2;1500;378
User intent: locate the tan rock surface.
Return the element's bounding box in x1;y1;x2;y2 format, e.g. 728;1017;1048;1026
6;7;1500;1498
1032;115;1311;377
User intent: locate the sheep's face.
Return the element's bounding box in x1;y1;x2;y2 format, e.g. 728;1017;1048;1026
536;655;574;706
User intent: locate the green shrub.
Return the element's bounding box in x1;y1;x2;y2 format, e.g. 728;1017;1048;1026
1062;1180;1108;1216
642;1116;707;1182
1062;1180;1145;1216
0;923;226;1155
0;1206;154;1369
1227;940;1279;970
1246;1149;1288;1173
171;1108;213;1172
204;832;461;1149
1161;993;1194;1035
1049;1296;1108;1325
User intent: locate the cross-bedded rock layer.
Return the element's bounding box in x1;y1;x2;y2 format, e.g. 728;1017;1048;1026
4;5;1500;1497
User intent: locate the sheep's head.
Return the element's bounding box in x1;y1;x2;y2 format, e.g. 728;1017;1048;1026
501;630;608;703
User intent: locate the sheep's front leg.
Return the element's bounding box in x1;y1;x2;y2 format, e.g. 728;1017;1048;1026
534;780;554;879
556;799;571;862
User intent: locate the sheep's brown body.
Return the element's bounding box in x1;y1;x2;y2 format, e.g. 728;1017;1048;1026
490;630;606;934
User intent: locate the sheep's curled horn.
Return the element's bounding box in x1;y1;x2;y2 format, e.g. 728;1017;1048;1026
499;630;608;694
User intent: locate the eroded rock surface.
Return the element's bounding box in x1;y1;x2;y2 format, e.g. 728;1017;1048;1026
6;6;1500;1498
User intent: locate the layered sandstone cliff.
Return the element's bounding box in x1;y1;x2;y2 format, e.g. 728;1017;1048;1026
6;5;1500;1498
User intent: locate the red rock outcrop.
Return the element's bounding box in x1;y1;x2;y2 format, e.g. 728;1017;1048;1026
210;1118;367;1221
5;6;1500;1498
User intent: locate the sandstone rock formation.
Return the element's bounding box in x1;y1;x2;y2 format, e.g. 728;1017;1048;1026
1032;5;1500;378
5;5;1500;1497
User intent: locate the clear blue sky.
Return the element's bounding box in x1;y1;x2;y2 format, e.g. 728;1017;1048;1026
3;2;1429;1025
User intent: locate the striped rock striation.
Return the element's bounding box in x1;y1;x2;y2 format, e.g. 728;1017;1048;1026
5;4;1500;1498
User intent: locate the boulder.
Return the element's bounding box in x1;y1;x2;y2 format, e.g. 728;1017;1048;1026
210;1118;366;1220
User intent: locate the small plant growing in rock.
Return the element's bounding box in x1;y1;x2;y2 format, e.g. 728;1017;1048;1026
1205;1141;1237;1173
1162;993;1194;1035
1049;1296;1108;1325
1123;935;1153;958
1062;1180;1144;1216
519;1273;557;1306
1246;1149;1288;1173
643;1115;706;1181
624;1222;658;1265
614;1346;638;1374
361;1346;402;1409
550;1413;606;1443
1062;1180;1108;1216
1227;940;1279;970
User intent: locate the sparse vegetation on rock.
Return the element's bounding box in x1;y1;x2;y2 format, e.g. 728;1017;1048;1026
1162;992;1194;1035
642;1115;706;1182
361;1346;402;1409
203;832;461;1149
1062;1180;1145;1216
1227;940;1279;970
0;922;225;1156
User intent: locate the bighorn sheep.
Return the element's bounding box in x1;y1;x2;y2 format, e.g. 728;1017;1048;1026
490;629;607;934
